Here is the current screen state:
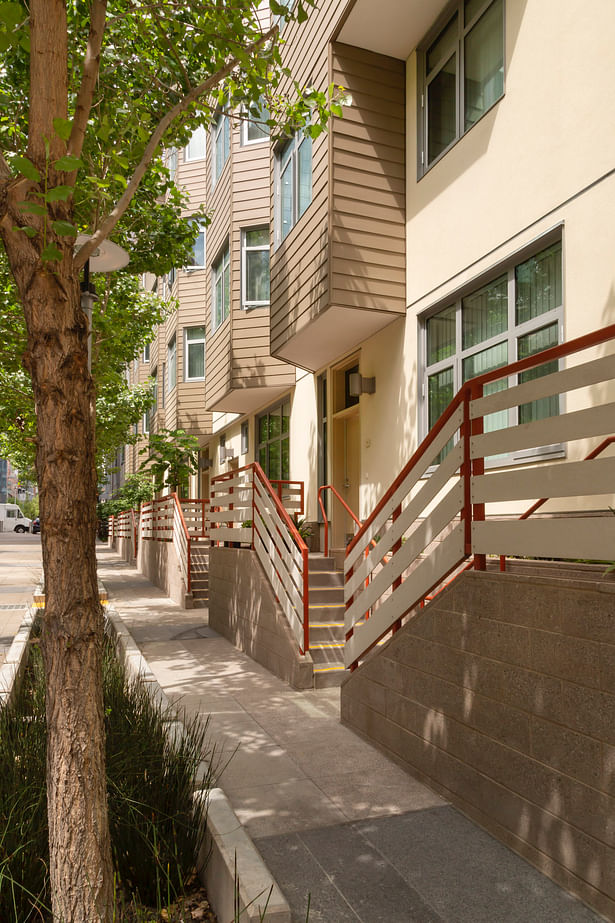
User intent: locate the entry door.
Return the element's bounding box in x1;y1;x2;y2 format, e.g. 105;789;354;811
331;412;360;551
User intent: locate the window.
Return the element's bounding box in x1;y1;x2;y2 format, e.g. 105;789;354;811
166;148;178;177
187;223;206;269
185;326;206;380
422;239;563;458
212;112;230;184
168;267;176;290
185;125;206;161
241;99;270;145
212;245;230;331
161;362;166;408
257;400;291;480
166;335;176;395
142;406;150;434
143;343;150;363
419;0;504;172
151;367;158;418
242;228;270;308
276;131;312;243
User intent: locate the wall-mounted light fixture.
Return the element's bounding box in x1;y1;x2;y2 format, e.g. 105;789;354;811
348;373;376;397
219;445;235;464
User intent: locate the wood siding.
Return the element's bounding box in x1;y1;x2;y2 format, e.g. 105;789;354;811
270;11;407;364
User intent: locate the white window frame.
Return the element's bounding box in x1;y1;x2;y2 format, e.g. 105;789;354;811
212;244;230;332
184;326;206;381
186;222;206;271
184;125;207;162
418;0;505;177
212;112;230;185
143;343;150;363
420;234;564;465
241;99;270;146
166;335;176;395
241;227;270;309
166;148;178;177
274;131;312;246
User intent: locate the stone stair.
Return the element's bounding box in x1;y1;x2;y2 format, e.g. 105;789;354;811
307;554;348;688
190;541;210;608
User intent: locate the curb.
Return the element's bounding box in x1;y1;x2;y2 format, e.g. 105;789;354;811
0;604;36;708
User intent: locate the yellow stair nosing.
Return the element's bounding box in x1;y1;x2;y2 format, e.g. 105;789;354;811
313;663;346;673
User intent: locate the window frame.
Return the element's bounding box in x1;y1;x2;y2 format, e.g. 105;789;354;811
256;398;291;481
184;125;207;162
166;335;177;396
241;226;270;309
420;234;564;466
240;99;270;146
212;243;231;332
143;343;150;363
274;131;312;246
186;221;206;271
184;326;206;381
212;111;230;185
417;0;505;177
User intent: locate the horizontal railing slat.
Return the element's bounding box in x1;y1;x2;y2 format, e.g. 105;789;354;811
472;516;615;561
472;455;615;504
254;532;304;647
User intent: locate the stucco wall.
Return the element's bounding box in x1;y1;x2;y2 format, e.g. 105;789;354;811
342;569;615;920
137;538;190;609
208;547;313;689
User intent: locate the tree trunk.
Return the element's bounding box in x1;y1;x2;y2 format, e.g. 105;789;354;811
0;1;116;919
28;268;114;922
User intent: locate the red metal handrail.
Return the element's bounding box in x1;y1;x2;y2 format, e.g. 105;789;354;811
499;434;615;571
172;492;192;593
349;322;615;557
318;484;363;557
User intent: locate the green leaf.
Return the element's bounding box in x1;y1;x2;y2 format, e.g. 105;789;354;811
12;155;41;183
0;31;11;52
17;200;46;217
113;173;127;189
51;220;77;237
296;2;308;23
54;154;83;172
12;225;37;238
45;185;73;202
18;29;28;52
0;2;23;28
52;118;72;142
40;244;63;263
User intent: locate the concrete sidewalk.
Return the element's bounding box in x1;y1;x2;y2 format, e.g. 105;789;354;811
0;532;42;666
97;547;601;923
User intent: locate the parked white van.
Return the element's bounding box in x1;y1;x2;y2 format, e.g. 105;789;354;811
0;503;32;533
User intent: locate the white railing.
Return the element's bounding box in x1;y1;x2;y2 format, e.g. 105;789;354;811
345;323;615;671
140;496;174;541
210;464;310;652
178;497;210;539
172;493;191;593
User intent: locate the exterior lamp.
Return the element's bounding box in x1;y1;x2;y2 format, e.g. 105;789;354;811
74;235;130;370
348;373;376;397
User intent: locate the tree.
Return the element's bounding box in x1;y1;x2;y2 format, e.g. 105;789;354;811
140;428;200;495
0;2;340;920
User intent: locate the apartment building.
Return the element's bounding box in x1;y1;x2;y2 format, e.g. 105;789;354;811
123;0;615;547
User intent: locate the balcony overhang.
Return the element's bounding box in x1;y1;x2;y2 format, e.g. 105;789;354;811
337;0;449;60
273;305;401;373
207;382;295;415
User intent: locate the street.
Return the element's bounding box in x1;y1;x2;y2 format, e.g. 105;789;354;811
0;530;42;664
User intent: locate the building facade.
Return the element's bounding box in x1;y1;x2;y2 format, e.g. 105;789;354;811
124;0;615;551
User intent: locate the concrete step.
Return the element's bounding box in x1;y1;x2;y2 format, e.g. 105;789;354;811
308;569;343;588
313;662;348;689
309;604;345;622
307;554;337;573
309;586;345;605
309;622;345;644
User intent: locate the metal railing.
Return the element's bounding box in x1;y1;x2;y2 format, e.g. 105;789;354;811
172;493;192;593
178;497;210;539
317;484;362;558
210;464;310;652
345;323;615;671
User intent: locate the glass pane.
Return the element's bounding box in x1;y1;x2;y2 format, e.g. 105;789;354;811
427;13;458;73
259;446;267;471
258;415;268;444
269;409;281;440
464;0;504;130
187;326;205;342
462;274;507;348
246;249;270;303
215;124;224;179
215;275;222;327
427;305;456;365
465;0;487;25
463;342;508;435
223;258;230;320
282;402;290;434
298;135;312;217
247;101;270;141
428;366;454;429
281;160;293;240
188;342;204;379
427;53;457;164
518;323;559;424
268;441;281;480
246;228;269;247
515;241;562;325
192;229;205;266
281;437;290;480
186;126;206;160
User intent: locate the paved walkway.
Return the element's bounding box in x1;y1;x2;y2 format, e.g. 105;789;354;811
96;547;601;923
0;532;41;665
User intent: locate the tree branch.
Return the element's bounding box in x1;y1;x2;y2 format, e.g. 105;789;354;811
68;0;108;163
74;24;277;269
152;8;192;92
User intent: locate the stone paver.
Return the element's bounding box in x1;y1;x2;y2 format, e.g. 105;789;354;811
97;547;602;923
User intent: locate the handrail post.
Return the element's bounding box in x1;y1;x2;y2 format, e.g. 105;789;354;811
462;386;473;557
302;545;309;654
470;380;486;570
391;504;402;633
251;464;256;551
